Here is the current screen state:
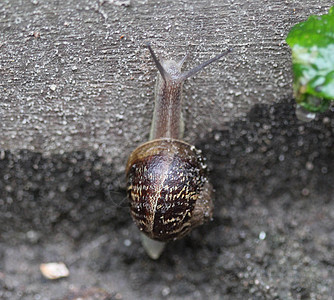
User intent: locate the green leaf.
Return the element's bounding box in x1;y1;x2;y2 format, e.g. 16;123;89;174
286;6;334;112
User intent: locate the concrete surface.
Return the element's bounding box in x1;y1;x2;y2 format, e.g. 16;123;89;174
0;0;331;168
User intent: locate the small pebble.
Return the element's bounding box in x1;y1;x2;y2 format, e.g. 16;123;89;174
40;262;69;280
259;231;266;240
49;84;57;91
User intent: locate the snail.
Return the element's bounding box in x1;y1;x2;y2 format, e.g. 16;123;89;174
126;44;231;259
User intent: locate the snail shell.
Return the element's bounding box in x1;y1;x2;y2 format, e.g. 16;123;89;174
126;138;213;241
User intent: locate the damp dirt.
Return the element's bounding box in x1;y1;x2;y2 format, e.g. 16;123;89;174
1;99;333;299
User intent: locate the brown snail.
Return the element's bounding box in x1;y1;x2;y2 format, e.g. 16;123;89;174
126;44;231;259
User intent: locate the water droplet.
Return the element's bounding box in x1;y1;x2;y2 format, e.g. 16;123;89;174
124;239;132;247
279;154;285;161
295;104;316;122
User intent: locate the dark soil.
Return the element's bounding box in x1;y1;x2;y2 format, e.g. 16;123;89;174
1;99;333;299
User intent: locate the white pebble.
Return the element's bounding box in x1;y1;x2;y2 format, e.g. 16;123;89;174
40;262;69;280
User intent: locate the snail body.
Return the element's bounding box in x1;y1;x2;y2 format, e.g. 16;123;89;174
126;45;230;258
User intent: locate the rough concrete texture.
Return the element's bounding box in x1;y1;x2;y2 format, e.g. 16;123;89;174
0;0;331;167
0;0;334;299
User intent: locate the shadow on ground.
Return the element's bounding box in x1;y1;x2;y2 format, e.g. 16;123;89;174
0;99;333;299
